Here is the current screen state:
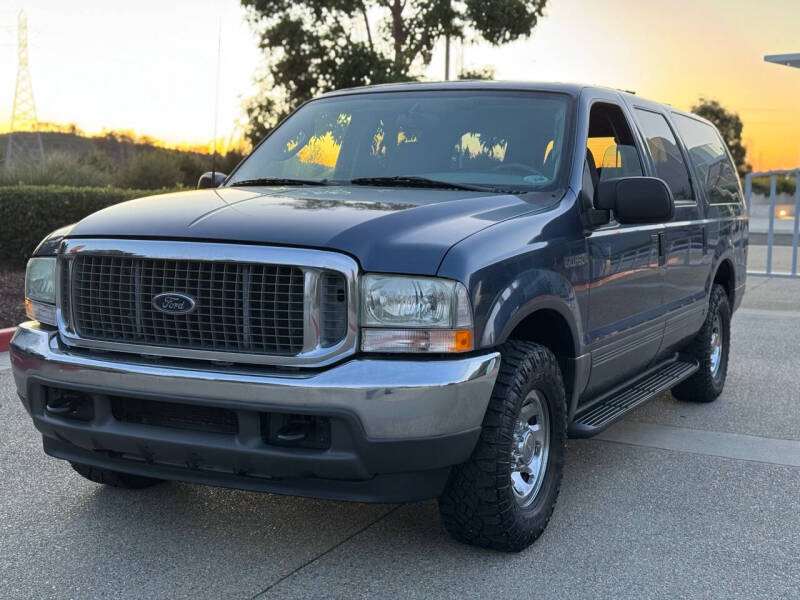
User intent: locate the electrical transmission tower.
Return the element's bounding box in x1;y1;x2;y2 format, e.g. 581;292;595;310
5;10;44;169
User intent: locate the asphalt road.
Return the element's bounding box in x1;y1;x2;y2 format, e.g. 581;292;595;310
1;278;799;599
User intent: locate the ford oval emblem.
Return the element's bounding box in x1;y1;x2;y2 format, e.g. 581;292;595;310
152;292;197;315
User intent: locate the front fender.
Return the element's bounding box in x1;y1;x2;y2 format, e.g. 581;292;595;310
435;188;587;354
482;268;583;351
475;266;589;419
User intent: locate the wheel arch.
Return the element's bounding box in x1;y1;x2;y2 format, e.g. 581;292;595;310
505;307;576;373
712;257;736;306
499;302;587;418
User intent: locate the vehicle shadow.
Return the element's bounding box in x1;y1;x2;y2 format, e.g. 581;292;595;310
26;434;777;599
65;475;392;596
63;441;606;597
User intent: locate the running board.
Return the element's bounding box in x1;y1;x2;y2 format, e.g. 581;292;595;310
568;356;699;438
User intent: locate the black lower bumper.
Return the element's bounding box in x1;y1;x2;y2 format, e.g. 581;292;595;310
43;438;456;503
24;381;479;503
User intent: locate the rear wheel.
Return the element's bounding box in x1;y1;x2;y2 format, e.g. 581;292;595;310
438;341;567;552
70;462;163;489
672;284;731;403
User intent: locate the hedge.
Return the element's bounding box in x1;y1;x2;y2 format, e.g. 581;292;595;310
0;185;174;268
750;175;797;197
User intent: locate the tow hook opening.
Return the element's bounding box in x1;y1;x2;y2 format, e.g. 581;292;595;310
44;387;94;422
261;413;331;450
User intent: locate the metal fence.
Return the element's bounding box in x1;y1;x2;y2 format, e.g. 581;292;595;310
744;169;800;277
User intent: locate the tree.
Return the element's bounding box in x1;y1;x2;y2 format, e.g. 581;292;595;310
241;0;549;144
691;98;752;178
458;65;495;80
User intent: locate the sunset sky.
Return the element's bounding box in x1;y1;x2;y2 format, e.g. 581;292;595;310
1;0;798;170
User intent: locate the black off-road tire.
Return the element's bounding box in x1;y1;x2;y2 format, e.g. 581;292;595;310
438;341;567;552
671;284;731;403
70;462;163;489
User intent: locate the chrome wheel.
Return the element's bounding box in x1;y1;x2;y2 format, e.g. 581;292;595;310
709;311;723;377
510;390;550;507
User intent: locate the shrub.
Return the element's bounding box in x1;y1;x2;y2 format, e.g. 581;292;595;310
79;151;117;174
116;150;186;189
219;150;246;174
0;152;114;187
750;175;797;197
178;153;208;188
0;185;170;267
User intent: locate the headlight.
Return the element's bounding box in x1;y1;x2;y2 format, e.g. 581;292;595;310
361;274;473;353
25;257;57;326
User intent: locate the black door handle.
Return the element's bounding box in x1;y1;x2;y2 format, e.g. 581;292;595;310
702;225;709;255
652;232;666;266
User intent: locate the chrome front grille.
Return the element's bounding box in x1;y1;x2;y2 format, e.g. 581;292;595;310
320;272;348;347
72;256;306;355
58;239;359;367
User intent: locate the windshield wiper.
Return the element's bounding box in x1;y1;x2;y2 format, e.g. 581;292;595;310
350;176;494;192
229;177;328;187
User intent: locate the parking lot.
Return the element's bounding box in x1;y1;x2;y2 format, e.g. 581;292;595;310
1;277;799;600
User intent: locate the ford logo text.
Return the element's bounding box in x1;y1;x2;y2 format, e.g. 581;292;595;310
152;292;197;315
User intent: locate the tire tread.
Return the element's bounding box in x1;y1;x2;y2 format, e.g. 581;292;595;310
672;284;731;403
439;340;566;552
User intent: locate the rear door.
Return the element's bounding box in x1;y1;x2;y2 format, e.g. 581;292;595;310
672;112;748;309
631;106;709;353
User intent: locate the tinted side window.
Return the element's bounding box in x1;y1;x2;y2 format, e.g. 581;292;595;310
672;114;741;205
586;103;644;183
634;109;693;201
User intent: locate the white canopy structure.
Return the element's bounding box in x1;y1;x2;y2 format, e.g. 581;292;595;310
765;53;800;68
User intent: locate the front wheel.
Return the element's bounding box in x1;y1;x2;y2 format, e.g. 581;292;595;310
672;284;731;403
438;341;567;552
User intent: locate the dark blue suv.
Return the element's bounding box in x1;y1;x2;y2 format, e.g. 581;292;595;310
12;82;747;551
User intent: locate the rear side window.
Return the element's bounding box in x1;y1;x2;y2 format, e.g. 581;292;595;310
634;109;693;201
672;114;741;205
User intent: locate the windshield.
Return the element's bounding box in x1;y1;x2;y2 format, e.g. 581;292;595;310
228;90;573;193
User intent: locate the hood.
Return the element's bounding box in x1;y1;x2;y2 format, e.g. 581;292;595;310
68;185;562;274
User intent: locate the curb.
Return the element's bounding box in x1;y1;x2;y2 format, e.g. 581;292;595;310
0;327;16;352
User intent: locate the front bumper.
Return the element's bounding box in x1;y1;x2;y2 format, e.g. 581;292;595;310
10;322;499;502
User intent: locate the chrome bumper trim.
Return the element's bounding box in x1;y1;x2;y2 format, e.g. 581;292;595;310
11;322;499;439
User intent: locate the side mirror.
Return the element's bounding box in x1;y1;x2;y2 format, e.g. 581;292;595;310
197;171;227;189
596;177;674;224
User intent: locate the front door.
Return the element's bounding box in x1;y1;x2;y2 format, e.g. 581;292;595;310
581;100;666;399
584;224;665;397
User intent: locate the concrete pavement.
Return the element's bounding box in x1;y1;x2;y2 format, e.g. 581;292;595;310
1;278;799;599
